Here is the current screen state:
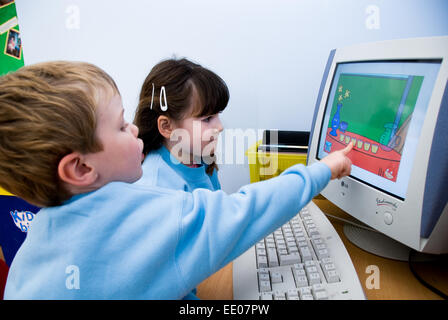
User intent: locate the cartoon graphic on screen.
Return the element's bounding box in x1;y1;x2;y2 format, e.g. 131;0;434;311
324;73;423;182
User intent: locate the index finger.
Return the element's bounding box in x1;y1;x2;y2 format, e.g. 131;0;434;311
342;141;354;155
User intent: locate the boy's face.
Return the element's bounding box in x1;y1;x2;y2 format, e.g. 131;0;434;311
89;91;144;184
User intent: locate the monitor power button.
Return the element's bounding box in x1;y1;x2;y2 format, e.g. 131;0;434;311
384;212;393;225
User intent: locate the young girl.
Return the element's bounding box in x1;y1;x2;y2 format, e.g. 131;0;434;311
133;58;229;299
134;58;228;192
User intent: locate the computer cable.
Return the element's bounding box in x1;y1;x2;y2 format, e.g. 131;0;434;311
326;212;448;299
408;249;448;300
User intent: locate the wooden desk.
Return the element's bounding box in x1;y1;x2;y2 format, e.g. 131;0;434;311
197;198;447;300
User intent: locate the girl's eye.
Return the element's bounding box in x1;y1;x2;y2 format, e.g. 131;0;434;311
121;123;128;131
202;116;213;123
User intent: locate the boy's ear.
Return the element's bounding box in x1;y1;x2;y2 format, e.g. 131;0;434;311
157;115;174;139
58;152;98;187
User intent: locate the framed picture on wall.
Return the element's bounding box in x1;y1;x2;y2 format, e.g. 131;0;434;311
4;28;21;59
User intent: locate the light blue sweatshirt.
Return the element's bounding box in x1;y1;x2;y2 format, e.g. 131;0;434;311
4;162;330;299
136;146;221;300
137;145;221;192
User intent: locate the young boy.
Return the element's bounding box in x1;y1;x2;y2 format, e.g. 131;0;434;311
0;61;353;299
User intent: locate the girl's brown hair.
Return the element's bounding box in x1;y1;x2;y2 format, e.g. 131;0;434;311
0;61;119;207
133;58;229;175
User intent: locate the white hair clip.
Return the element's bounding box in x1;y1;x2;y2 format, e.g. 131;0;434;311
149;83;155;110
150;83;168;111
160;85;168;111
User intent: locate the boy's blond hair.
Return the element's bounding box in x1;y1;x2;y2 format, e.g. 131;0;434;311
0;61;119;207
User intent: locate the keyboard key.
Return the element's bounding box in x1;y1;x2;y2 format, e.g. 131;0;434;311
259;268;269;274
321;257;334;265
323;263;336;271
286;240;296;248
267;248;279;267
317;249;330;260
313;290;329;300
258;272;269;282
286;289;299;300
311;234;322;240
294;275;308;288
279;252;301;266
293;269;306;278
271;271;283;283
284;232;294;239
266;241;276;249
325;270;341;283
276;239;286;246
260;292;273;300
275;233;284;242
304;260;316;267
301;216;311;222
298;286;312;297
293;263;304;270
306;266;319;274
312;284;326;292
273;290;286;300
257;255;268;268
259;280;271;292
299;246;313;261
308;227;320;237
306;222;316;229
308;272;322;285
294;231;305;238
288;245;299;253
297;240;308;248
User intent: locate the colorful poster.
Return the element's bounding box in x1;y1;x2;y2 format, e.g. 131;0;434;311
0;0;23;76
0;0;39;267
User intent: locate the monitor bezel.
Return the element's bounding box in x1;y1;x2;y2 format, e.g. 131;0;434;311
315;59;442;201
306;36;448;251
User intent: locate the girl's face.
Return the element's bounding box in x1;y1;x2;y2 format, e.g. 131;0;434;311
170;112;223;164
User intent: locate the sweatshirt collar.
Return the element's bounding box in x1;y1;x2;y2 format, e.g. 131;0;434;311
158;145;209;182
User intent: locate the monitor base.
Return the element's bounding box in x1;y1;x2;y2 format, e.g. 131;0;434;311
343;224;435;262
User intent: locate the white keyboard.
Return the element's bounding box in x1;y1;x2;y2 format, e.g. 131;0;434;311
233;201;365;300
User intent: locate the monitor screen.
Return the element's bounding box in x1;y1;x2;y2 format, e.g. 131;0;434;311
317;60;441;199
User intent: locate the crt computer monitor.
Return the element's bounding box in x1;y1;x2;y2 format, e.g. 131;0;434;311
307;36;448;254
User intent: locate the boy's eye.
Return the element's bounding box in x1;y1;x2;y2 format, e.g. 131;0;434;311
121;123;128;131
202;116;213;123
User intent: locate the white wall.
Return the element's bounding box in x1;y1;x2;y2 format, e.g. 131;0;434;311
15;0;448;192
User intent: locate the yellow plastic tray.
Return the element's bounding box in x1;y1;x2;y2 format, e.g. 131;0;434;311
246;140;307;183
